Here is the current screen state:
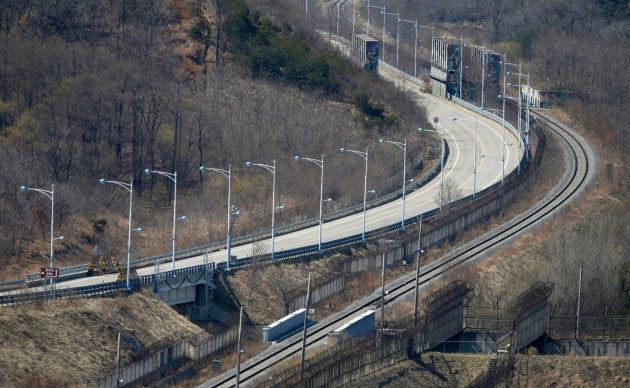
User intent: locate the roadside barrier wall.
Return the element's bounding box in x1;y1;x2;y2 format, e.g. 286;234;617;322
98;327;238;388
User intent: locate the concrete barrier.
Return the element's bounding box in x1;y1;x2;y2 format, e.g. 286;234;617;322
329;310;375;345
262;308;306;343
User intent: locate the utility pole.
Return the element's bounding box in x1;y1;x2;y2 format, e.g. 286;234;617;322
413;215;423;327
576;267;582;340
380;252;386;346
116;332;121;388
236;306;243;388
300;274;312;379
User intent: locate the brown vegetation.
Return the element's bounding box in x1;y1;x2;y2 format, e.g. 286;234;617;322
0;290;207;386
0;0;431;280
0;0;629;386
347;353;630;387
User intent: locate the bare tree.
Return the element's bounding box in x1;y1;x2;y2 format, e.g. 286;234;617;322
436;177;463;207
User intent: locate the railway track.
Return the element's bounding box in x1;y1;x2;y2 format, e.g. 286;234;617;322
201;97;596;387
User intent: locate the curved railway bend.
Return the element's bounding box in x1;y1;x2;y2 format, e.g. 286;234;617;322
201;96;598;387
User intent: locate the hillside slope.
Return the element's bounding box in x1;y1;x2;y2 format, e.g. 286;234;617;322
0;290;207;386
347;353;630;387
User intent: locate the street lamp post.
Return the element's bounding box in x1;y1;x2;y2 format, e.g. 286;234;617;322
382;11;400;67
335;0;353;37
501;59;526;175
379;138;407;232
464;43;489;108
144;169;179;271
482;105;507;185
20;184;57;296
397;21;434;79
394;13;400;68
418;126;445;209
98;178;135;291
199;164;234;270
481;46;486;108
245;160;277;262
340;147;369;245
294;154;325;254
400;19;418;77
507;73;531;163
498;56;508;184
451;116;482;198
364;0;371;36
367;5;385;62
336;0;341;36
459;35;463;98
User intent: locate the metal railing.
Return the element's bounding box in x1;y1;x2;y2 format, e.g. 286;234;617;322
0;263;214;306
15;149;442;286
4;78;526;300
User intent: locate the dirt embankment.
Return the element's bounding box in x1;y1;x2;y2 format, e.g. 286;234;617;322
347;352;630;387
0;290;208;386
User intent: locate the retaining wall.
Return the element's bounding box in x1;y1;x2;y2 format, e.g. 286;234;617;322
98;327;238;388
546;340;630;357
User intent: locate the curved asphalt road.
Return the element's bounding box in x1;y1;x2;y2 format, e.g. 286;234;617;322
45;80;519;291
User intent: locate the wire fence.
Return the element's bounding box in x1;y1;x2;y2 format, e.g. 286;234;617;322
550;315;630;340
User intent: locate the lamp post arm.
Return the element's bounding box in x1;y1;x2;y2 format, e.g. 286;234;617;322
144;169;178;270
100;180;132;192
200;165;233;269
379;138;407;231
20;184;56;294
247;162;275;174
342;149;368;159
295;155;325;253
245;160;277;261
99;178;134;290
172;172;177;271
146;169;176;182
271;160;276;262
362;147;369;244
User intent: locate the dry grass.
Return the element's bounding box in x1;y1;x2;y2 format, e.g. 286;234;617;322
0;93;618;387
221;123;567;334
225;253;348;325
344;352;630;388
515;355;630;387
0;290;207;386
344;353;488;387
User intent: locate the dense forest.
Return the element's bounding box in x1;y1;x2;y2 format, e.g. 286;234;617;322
0;0;428;279
0;0;629;385
1;0;629;316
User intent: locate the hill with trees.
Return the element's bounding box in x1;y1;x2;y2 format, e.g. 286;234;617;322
0;0;427;279
0;0;629;385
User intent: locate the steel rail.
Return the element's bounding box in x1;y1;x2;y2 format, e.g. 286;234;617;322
201;110;594;387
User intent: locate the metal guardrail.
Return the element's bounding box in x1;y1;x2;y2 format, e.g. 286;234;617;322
0;263;215;306
14;148;442;287
2;148;517;302
0;278;25;290
4;73;526;298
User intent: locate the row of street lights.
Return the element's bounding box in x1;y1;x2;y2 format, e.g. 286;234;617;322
21;126;451;291
504;61;530;175
363;4;433;73
455;44;530;182
99;170;184;291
